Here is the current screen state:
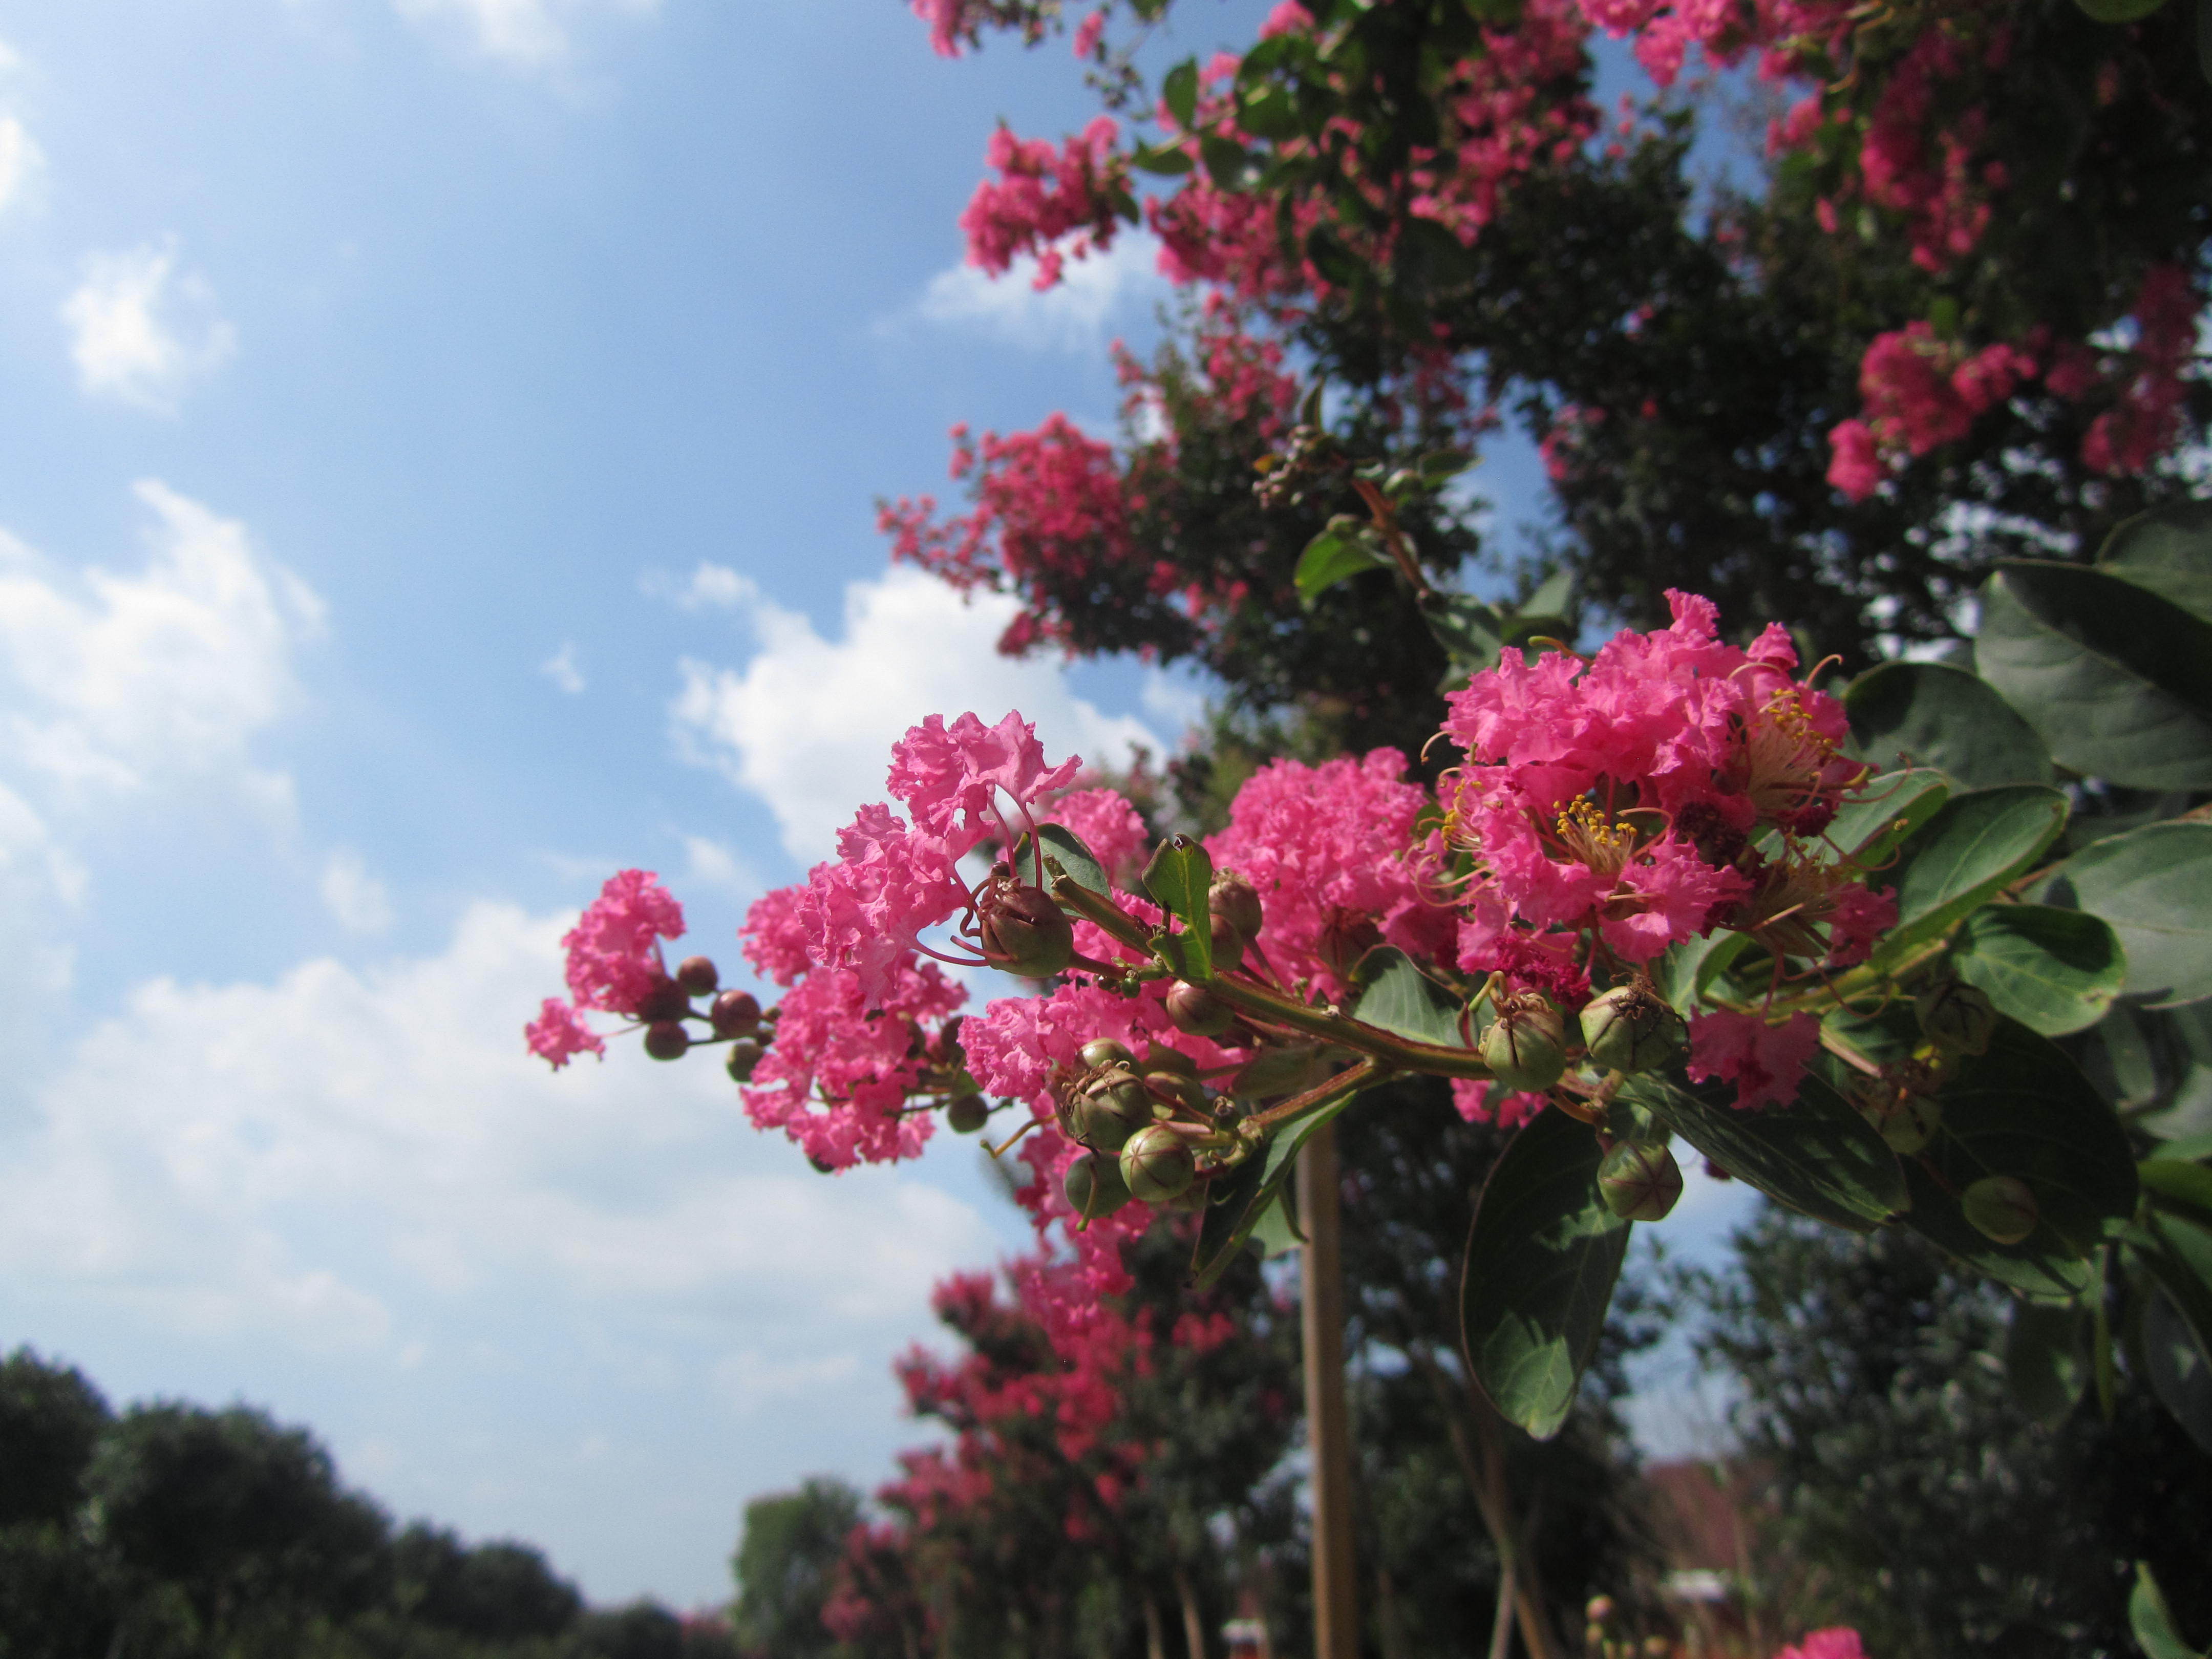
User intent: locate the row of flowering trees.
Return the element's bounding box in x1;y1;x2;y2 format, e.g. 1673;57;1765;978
531;0;2212;1651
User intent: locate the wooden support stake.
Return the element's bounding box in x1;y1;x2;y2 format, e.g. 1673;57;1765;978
1298;1121;1358;1659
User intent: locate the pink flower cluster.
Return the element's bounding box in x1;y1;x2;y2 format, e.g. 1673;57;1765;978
1776;1632;1865;1659
880;415;1134;656
523;869;687;1069
1440;591;1889;1108
1828;262;2203;497
960;117;1130;289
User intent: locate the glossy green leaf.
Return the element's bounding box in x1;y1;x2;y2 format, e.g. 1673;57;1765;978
1023;823;1111;902
2072;0;2168;20
1845;662;2052;788
2142;1157;2212;1229
2131;1560;2208;1659
2138;1214;2212;1455
1421;592;1505;671
1349;946;1471;1048
1954;904;2126;1035
2057;821;2212;1009
1237;84;1302;140
1869;785;2069;967
1650;929;1751;1014
1823;768;1950;865
2005;1299;2090;1427
1200;134;1250;186
1142;834;1214;979
1190;1094;1362;1289
1977;562;2212;790
1294;524;1390;603
1620;1068;1906;1232
1129;141;1196;176
1522;568;1573;617
2098;501;2212;624
1900;1020;2139;1296
1460;1108;1630;1440
1161;57;1199;129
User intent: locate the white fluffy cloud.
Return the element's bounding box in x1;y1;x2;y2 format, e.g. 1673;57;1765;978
0;114;42;218
322;848;395;934
540;641;586;694
393;0;658;70
61;242;236;412
0;900;993;1353
669;563;1162;862
910;232;1166;353
0;481;323;799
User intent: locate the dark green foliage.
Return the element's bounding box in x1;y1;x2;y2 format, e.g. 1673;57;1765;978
394;1526;583;1642
0;1347;111;1530
729;1479;862;1659
1688;1208;2212;1658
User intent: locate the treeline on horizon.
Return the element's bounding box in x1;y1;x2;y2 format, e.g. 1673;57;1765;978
0;1347;737;1659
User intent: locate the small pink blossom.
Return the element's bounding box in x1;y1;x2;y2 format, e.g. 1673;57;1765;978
562;869;685;1014
525;998;604;1069
1687;1010;1822;1110
1776;1631;1865;1659
888;710;1082;856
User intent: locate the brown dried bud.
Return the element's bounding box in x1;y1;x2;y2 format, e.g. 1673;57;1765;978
1206;911;1246;974
636;975;689;1026
725;1038;762;1083
979;882;1074;978
946;1094;990;1135
1209;873;1264;941
675;955;719;997
1166;981;1236;1037
709;989;761;1039
643;1021;689;1062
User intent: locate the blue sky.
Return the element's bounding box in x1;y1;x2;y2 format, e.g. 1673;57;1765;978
0;0;1753;1611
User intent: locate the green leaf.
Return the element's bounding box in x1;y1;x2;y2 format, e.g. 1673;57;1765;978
1459;1108;1630;1439
1161;57;1199;129
2142;1157;2212;1229
2073;0;2169;19
1022;823;1112;901
1294;524;1389;603
2200;0;2212;82
2056;821;2212;1009
2098;501;2212;624
1900;1020;2139;1296
1417;448;1474;486
1129;140;1196;176
2005;1299;2090;1427
1620;1068;1907;1232
1190;1094;1364;1289
1868;785;2069;968
2132;1559;2209;1659
1823;768;1950;866
1142;835;1214;980
1977;563;2212;791
1349;946;1471;1048
2142;1256;2212;1456
1650;929;1751;1013
1954;904;2126;1036
1521;568;1573;618
1199;134;1250;186
1845;662;2053;789
1420;592;1505;672
1237;84;1302;141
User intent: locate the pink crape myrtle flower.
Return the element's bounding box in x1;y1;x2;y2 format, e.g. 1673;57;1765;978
888;710;1081;857
562;868;685;1014
525;997;605;1069
1776;1632;1866;1659
1687;1009;1823;1110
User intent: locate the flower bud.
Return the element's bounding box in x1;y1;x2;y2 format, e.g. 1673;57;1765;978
1579;985;1684;1075
725;1037;762;1083
1144;1070;1206;1116
710;989;761;1039
1081;1037;1136;1072
1963;1174;2038;1244
1206;911;1246;974
1166;981;1236;1036
636;976;690;1026
1120;1123;1197;1203
1141;1044;1199;1077
675;954;719;997
1316;909;1383;983
1597;1140;1684;1221
1077;1072;1153;1152
1875;1091;1941;1155
1915;980;1998;1056
1482;997;1569;1093
1209;873;1264;942
946;1093;990;1135
981;883;1075;978
1064;1152;1132;1222
643;1021;689;1062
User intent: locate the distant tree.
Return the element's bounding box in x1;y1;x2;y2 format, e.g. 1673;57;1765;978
394;1523;584;1643
730;1478;864;1659
0;1347;112;1530
88;1401;393;1647
1687;1207;2212;1658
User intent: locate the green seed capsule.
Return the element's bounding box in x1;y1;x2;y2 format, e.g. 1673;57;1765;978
1064;1152;1132;1222
1597;1140;1684;1221
1119;1123;1197;1203
1482;998;1568;1093
946;1094;990;1135
1962;1174;2038;1244
1579;985;1684;1075
1915;981;1998;1056
1080;1037;1137;1072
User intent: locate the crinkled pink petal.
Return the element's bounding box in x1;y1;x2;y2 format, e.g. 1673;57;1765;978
525;998;604;1069
1687;1009;1821;1110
